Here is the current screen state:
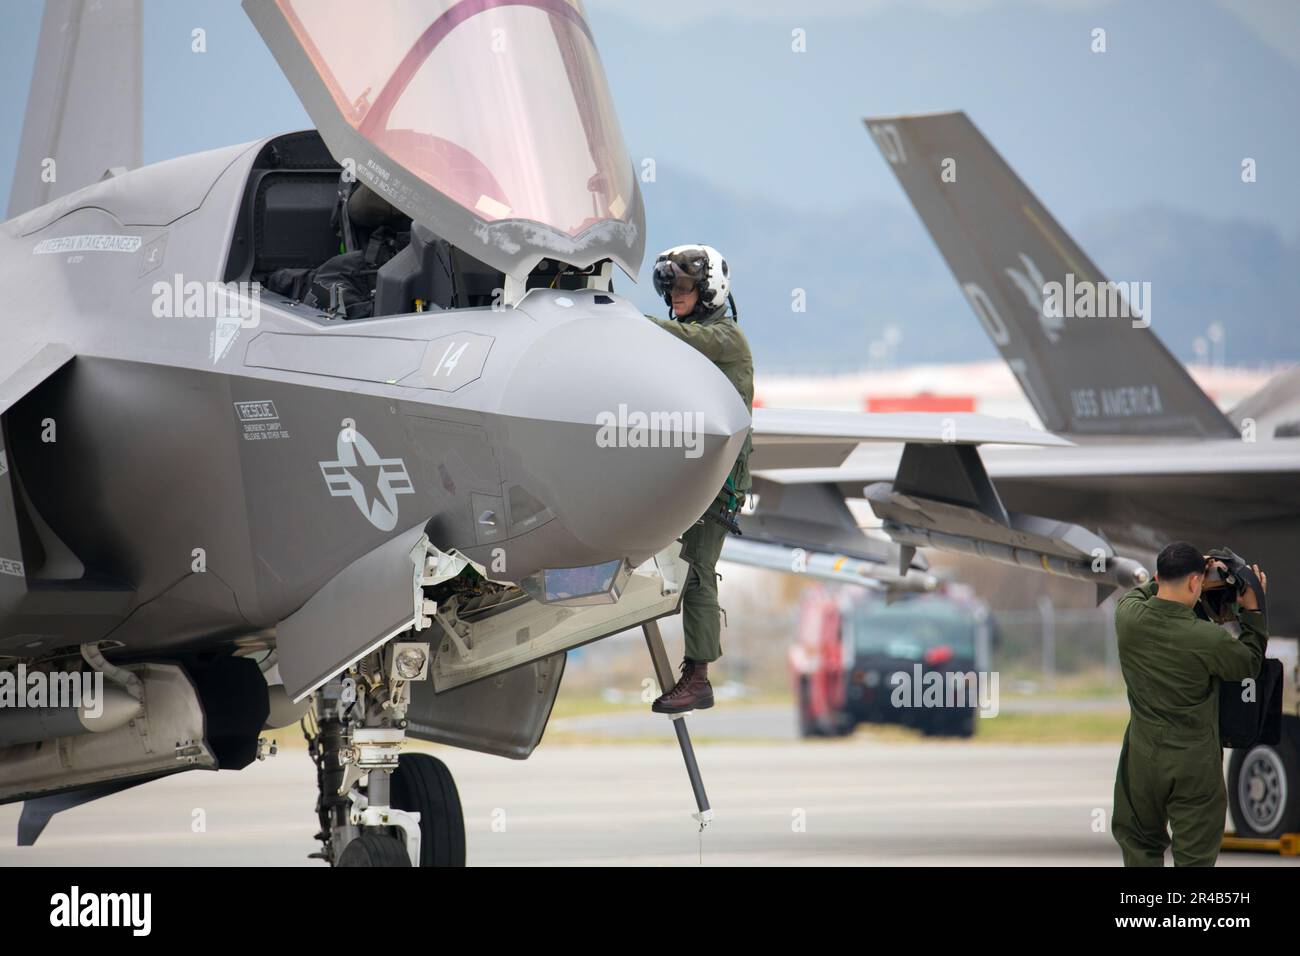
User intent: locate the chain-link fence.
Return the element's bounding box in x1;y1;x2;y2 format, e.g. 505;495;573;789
564;598;1124;698
989;599;1121;691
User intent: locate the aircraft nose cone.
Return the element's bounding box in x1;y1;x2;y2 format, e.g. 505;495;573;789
499;302;750;561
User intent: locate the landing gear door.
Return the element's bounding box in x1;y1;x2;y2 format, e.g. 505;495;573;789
0;344;75;625
405;652;566;759
242;0;646;281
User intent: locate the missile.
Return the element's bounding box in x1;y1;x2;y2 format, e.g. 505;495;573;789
0;680;143;748
720;537;938;593
880;521;1149;590
864;478;1150;598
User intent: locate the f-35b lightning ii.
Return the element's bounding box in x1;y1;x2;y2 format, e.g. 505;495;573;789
0;2;1076;865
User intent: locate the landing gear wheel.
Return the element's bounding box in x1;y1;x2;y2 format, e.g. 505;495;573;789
336;832;411;867
1228;726;1300;840
391;753;466;867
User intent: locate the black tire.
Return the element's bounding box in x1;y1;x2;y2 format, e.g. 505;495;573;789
1227;718;1300;840
796;677;819;738
390;752;467;867
918;708;945;736
337;832;411;867
917;709;976;738
951;709;977;739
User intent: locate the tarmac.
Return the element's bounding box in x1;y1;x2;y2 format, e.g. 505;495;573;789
547;698;1131;740
0;729;1289;866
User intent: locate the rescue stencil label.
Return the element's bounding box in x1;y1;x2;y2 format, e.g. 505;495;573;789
234;400;290;441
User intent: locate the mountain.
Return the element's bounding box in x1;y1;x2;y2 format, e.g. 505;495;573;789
0;0;1293;371
625;166;1300;372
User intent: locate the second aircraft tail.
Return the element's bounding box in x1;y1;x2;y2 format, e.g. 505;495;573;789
865;111;1236;440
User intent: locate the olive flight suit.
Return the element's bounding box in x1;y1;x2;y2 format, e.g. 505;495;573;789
644;303;753;663
1111;579;1268;866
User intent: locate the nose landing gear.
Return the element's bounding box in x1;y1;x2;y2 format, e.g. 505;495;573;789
304;642;466;866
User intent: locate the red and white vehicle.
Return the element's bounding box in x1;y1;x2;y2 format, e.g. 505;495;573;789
789;585;992;739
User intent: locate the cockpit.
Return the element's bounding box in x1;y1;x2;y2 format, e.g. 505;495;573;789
229;0;644;323
222;130;613;322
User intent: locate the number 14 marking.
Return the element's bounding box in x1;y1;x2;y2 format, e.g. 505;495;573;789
434;341;469;375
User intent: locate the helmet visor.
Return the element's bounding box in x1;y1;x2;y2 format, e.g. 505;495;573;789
652;259;700;298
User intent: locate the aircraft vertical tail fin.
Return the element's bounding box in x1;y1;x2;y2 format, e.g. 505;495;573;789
865;111;1237;440
6;0;142;219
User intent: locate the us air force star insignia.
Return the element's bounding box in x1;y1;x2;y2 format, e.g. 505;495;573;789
319;428;414;531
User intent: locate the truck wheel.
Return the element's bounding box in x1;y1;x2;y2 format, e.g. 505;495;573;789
797;677;819;738
952;709;977;739
1227;717;1300;840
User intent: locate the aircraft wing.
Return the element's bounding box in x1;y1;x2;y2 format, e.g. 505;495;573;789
757;437;1300;491
749;408;1068;471
756;436;1300;604
743;411;1300;600
7;0;142;219
714;409;1068;593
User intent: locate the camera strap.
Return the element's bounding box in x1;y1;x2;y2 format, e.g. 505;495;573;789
1234;563;1267;626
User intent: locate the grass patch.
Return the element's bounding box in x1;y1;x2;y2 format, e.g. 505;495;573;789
967;709;1129;744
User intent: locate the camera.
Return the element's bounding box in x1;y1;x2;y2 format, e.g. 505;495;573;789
1197;547;1263;623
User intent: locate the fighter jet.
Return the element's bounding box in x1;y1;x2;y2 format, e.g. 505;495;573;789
843;111;1299;840
0;2;1077;865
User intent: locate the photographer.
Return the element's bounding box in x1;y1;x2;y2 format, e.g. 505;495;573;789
1111;541;1268;866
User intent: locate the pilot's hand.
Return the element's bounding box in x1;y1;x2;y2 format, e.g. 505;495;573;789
1241;564;1266;611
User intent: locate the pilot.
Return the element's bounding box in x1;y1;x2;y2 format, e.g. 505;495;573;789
1111;541;1268;866
266;181;410;319
643;245;753;714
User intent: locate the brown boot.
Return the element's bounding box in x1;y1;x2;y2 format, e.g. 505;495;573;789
652;659;714;714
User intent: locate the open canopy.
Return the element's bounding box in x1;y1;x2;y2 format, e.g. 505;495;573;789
245;0;645;279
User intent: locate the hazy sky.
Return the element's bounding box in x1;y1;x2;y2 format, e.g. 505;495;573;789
2;0;1296;238
2;0;1296;321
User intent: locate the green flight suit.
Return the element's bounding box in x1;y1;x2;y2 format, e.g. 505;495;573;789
1111;578;1268;866
645;303;753;663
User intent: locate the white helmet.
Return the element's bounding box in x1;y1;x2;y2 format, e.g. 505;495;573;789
652;244;731;316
